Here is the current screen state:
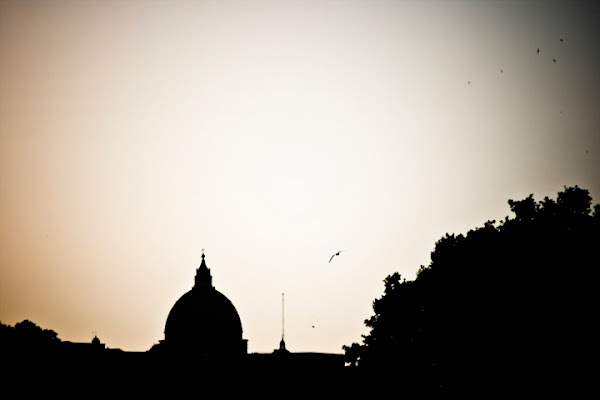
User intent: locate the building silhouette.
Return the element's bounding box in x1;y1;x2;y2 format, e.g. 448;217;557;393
3;253;345;385
152;253;344;372
161;252;247;359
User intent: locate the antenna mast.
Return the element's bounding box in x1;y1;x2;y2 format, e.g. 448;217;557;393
278;292;288;352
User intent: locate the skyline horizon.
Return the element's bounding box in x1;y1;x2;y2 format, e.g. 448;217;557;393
2;0;599;353
3;183;598;354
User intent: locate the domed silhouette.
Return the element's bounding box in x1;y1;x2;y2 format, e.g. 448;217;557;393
163;253;247;358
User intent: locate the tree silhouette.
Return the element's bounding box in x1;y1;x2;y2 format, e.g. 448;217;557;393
1;319;60;356
344;185;598;394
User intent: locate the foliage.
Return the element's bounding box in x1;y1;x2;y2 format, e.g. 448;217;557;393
0;319;60;353
343;186;598;393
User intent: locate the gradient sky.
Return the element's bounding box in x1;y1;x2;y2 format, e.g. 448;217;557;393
1;0;599;353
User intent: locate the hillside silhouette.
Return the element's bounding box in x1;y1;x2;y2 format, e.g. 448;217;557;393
344;185;598;395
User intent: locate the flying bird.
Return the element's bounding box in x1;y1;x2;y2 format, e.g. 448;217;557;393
329;251;342;263
537;48;540;54
553;58;557;63
560;38;564;42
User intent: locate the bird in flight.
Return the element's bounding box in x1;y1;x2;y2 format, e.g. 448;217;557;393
537;48;540;54
329;250;342;263
553;58;557;63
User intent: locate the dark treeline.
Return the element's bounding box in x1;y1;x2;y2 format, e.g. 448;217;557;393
343;185;598;394
0;319;60;353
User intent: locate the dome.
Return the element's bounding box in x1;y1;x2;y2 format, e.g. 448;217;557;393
163;254;246;357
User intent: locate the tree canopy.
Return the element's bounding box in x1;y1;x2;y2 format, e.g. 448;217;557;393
344;185;598;394
0;320;60;350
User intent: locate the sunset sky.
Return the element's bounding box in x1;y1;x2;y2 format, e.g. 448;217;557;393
1;0;599;354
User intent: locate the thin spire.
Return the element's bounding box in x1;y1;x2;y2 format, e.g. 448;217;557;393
279;292;287;352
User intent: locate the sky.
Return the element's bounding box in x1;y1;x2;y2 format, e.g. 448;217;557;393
1;0;599;354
